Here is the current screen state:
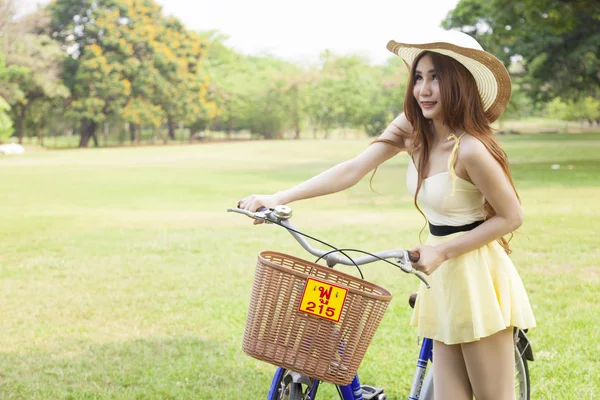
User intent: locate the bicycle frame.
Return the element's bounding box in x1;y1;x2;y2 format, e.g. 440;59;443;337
408;338;434;400
267;338;434;400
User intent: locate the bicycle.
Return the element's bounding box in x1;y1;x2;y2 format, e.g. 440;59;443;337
228;205;534;400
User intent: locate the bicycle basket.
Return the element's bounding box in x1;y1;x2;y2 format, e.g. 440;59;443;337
242;251;392;385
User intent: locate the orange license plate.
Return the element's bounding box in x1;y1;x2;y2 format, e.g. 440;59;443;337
298;278;348;322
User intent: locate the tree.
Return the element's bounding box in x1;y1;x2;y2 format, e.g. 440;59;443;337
0;51;26;143
0;93;12;142
152;19;211;140
362;56;408;136
197;31;298;139
50;0;138;146
443;0;600;102
0;0;15;33
195;32;248;134
0;8;70;143
546;95;600;127
49;0;213;147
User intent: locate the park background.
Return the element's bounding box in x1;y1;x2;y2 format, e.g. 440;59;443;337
0;0;598;398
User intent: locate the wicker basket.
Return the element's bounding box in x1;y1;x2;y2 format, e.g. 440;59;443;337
242;251;392;385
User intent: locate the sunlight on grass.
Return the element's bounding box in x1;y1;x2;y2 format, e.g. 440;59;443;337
0;134;599;399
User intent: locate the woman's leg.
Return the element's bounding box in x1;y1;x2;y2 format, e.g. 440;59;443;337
461;328;515;400
432;340;472;400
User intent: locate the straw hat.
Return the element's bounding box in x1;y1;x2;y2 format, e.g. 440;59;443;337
387;30;511;122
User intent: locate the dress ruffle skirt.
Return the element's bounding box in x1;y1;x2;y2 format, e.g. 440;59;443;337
410;232;536;345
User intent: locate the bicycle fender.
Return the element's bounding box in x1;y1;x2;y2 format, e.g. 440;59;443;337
288;371;313;386
518;329;534;361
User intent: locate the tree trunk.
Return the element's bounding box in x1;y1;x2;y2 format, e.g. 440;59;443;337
16;104;27;144
79;120;98;148
167;116;175;140
79;121;90;147
161;126;167;145
102;122;109;147
129;123;136;143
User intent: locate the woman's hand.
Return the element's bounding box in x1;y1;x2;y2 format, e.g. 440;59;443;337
410;244;447;275
237;194;284;224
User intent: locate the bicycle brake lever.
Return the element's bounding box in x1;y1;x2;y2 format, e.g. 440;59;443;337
254;210;273;223
413;271;431;289
395;257;413;273
395;251;431;289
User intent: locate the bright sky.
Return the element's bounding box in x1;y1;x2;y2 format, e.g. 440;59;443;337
22;0;461;65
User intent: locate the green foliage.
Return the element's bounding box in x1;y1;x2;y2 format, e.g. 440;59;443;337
363;57;408;136
0;51;19;141
443;0;600;102
0;94;13;140
49;0;214;146
545;96;600;123
303;53;373;137
5;0;591;145
196;37;410;139
0;49;29;103
498;82;535;124
197;32;298;138
0;9;70;142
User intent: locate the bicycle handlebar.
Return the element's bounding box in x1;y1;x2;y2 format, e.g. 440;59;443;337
227;205;430;289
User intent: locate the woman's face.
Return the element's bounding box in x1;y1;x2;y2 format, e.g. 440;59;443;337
413;54;443;121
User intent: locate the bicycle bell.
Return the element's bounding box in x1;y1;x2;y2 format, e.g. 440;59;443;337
273;205;293;220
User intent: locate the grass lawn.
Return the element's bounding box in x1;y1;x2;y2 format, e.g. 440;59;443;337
0;133;599;399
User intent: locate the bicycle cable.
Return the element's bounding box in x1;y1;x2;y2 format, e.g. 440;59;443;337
315;247;415;275
336;384;343;399
266;219;365;279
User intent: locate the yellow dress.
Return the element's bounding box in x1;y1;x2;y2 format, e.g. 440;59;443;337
406;134;536;345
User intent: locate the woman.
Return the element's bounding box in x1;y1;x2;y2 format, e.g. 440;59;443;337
238;30;536;400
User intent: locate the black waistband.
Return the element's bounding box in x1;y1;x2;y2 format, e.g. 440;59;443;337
429;220;484;236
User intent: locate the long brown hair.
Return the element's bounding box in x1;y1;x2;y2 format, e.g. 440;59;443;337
406;51;519;253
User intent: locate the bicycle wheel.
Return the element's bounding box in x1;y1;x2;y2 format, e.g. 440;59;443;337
289;382;303;400
269;369;318;400
515;341;530;400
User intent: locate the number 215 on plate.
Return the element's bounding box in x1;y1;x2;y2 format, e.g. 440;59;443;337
298;278;348;322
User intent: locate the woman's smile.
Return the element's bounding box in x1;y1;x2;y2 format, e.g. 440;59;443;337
420;101;438;110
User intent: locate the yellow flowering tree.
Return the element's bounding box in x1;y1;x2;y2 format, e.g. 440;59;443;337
49;0;213;146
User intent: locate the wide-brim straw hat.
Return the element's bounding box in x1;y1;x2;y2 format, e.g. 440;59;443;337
387;29;511;123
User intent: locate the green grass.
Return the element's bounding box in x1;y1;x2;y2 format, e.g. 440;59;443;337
0;134;599;399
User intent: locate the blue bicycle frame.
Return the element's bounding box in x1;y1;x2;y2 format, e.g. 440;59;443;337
267;338;434;400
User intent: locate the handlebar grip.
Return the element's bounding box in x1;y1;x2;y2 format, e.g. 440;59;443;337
408;251;420;263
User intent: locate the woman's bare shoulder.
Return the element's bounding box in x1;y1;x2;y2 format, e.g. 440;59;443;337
457;133;489;161
393;113;414;133
373;113;415;151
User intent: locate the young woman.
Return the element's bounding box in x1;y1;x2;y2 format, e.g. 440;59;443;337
238;30;536;400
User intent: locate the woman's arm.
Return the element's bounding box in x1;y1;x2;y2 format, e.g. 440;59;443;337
412;135;523;274
238;113;414;212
